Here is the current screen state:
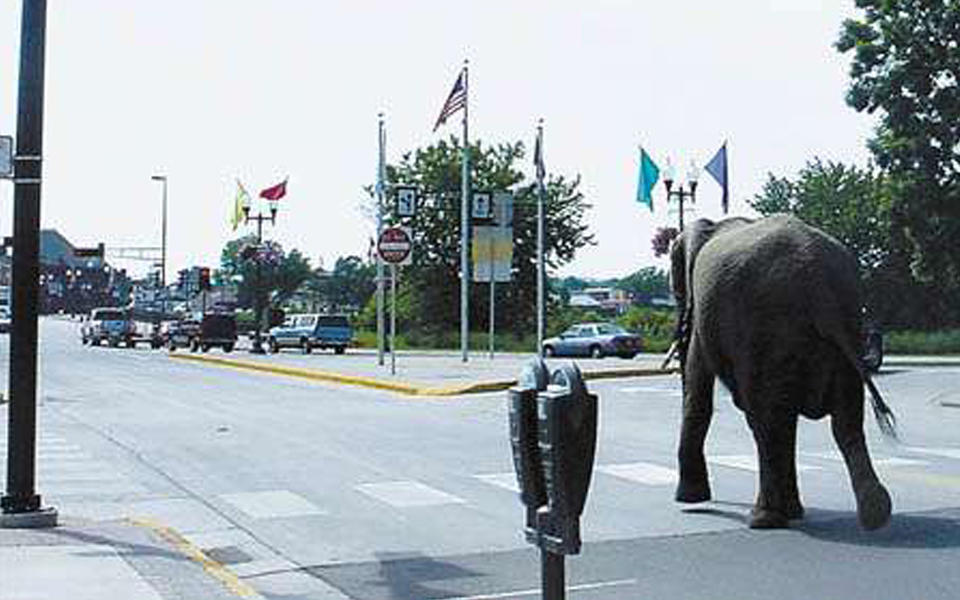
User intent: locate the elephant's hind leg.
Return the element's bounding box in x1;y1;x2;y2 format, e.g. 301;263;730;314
831;410;891;530
746;412;802;529
676;341;715;504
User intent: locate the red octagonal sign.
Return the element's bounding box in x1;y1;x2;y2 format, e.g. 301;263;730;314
377;226;413;264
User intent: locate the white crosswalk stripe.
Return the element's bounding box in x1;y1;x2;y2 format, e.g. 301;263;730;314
357;481;467;508
473;473;520;493
598;462;678;486
709;454;823;473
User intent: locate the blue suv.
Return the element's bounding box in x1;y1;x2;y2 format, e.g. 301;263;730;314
267;313;353;354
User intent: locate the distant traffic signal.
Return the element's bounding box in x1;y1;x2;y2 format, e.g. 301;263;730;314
199;267;211;291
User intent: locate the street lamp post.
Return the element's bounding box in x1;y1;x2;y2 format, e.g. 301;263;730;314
663;161;699;231
151;175;167;318
241;193;278;354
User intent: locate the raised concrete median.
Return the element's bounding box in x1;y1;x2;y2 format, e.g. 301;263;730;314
168;350;678;396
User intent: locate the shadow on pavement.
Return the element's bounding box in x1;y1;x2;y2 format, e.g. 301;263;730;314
795;507;960;549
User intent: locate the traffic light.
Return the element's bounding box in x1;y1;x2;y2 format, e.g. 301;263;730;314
199;267;211;291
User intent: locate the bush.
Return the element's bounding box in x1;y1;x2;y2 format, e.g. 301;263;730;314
885;330;960;355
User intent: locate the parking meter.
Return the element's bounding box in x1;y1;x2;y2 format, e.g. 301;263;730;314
536;363;598;555
508;358;550;544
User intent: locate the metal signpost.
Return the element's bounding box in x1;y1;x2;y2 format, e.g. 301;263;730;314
508;360;598;599
377;226;412;375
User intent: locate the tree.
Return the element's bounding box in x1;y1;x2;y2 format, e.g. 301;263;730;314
326;255;375;311
219;235;312;311
837;2;960;292
374;137;595;336
617;266;670;304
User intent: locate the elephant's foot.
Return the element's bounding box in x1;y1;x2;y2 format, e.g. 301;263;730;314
784;499;805;520
675;478;711;503
749;507;790;529
856;482;892;531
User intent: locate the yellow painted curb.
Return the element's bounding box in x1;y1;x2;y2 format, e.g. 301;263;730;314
129;518;261;598
169;353;677;396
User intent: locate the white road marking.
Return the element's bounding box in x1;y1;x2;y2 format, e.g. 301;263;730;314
598;462;678;486
356;481;466;508
474;473;520;493
437;578;638;600
709;454;822;473
874;457;930;467
903;446;960;461
619;386;681;396
219;490;326;519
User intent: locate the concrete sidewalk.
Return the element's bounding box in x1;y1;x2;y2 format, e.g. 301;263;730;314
0;515;279;600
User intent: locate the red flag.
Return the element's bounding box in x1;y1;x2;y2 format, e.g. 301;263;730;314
260;179;287;201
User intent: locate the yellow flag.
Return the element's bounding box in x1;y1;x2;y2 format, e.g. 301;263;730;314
232;180;250;231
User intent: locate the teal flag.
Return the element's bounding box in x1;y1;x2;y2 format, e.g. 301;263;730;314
636;147;659;211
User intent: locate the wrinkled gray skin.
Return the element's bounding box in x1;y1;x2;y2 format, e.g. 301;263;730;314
669;214;895;530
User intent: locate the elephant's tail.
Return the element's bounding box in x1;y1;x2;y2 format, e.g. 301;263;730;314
833;333;898;439
864;373;897;439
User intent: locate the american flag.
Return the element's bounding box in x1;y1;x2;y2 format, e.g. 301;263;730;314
433;70;467;132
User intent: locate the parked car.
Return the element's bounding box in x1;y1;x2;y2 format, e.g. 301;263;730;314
862;324;884;372
167;312;237;353
542;322;643;359
267;313;353;354
0;306;10;333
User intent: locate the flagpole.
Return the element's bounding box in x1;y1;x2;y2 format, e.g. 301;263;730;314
376;113;386;366
460;60;470;363
536;119;546;358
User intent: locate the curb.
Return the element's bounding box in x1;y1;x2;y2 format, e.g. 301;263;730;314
129;518;263;599
168;354;677;396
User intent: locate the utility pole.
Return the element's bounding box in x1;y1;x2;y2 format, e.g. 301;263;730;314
2;0;57;528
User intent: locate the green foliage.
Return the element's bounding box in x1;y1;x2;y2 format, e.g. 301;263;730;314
886;330;960;355
374;137;595;336
219;235;312;311
616;267;670;304
837;2;960;292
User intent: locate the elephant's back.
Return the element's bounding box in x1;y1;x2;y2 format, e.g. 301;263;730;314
692;214;861;358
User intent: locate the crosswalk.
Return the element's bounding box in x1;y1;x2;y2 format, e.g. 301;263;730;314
5;433;960;523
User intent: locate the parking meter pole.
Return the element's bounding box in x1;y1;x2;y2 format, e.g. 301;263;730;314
3;0;57;526
542;551;565;600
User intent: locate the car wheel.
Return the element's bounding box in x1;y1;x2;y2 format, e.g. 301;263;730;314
201;344;210;353
109;338;119;348
301;338;312;354
335;346;345;355
268;338;279;354
168;342;177;352
223;343;234;353
543;345;555;358
590;345;603;359
81;337;88;345
126;340;135;348
190;338;200;353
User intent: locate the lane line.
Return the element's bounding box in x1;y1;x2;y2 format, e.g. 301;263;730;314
437;578;638;600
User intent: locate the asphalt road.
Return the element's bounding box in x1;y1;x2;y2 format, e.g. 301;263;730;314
3;318;960;599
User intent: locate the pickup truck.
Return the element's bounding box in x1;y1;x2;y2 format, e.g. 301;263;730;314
267;313;352;354
81;307;163;348
167;313;237;353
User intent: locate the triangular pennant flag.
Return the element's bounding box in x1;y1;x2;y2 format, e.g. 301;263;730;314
705;142;729;213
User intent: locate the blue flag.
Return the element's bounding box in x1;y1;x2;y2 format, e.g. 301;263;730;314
636;147;659;211
705;142;729;213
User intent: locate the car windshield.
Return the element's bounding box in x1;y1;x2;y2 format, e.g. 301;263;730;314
93;310;125;321
596;324;627;335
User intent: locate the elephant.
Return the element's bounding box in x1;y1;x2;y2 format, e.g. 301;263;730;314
668;214;896;530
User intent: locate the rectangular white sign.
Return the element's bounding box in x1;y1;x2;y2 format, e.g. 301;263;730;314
0;136;12;178
472;226;512;282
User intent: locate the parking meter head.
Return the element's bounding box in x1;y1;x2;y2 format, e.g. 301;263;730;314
536;363;599;554
519;357;550;392
508;358;551;526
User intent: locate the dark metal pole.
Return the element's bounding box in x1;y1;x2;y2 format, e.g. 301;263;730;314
678;191;684;231
252;216;265;353
3;0;55;524
541;550;565;600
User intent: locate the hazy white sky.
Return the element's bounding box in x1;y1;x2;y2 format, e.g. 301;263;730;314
0;0;876;281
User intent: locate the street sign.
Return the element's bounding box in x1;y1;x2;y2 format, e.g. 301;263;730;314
472;191;492;220
395;186;417;217
377;226;413;265
0;136;12;178
493;191;513;227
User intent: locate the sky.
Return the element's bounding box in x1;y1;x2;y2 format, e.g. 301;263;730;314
0;0;877;282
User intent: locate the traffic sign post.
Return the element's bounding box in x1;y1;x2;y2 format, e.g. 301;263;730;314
377;227;413;375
